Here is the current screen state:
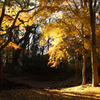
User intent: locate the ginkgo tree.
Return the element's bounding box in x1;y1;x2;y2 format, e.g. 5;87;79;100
40;0;100;86
0;0;99;87
0;0;68;78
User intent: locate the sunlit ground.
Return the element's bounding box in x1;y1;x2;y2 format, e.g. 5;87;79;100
1;74;100;100
0;84;100;100
46;84;100;100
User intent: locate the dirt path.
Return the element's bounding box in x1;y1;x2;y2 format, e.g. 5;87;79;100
3;73;59;88
0;88;93;100
0;73;100;100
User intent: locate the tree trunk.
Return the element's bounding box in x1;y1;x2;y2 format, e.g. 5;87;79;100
8;49;22;73
0;55;3;89
28;37;30;56
91;45;99;86
0;55;3;78
8;26;32;73
47;37;50;51
75;52;78;84
41;46;44;56
82;24;86;85
89;0;99;86
82;48;86;85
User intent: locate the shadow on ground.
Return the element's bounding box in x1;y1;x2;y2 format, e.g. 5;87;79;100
0;73;100;100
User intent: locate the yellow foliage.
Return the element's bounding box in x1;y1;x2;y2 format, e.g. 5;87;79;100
0;8;2;17
39;0;98;67
0;31;6;35
7;42;22;50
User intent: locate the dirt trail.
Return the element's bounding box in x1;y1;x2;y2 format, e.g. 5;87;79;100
3;74;52;88
1;73;100;100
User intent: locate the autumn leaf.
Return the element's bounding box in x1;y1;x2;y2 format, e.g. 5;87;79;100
7;42;22;50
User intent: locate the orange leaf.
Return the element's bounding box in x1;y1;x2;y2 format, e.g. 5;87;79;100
7;42;22;50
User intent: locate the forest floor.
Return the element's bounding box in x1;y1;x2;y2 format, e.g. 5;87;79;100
0;73;100;100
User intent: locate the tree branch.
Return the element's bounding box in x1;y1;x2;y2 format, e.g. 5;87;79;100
0;0;6;28
0;31;13;53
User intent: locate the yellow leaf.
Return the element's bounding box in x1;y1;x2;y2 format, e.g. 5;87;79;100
7;42;22;50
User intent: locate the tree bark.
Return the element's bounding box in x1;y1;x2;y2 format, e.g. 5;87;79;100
89;0;99;86
82;47;86;85
75;52;78;84
91;45;99;86
82;24;86;85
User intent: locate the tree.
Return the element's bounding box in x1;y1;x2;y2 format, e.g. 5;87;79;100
0;0;54;76
40;0;100;86
8;25;35;73
89;0;99;86
0;0;99;87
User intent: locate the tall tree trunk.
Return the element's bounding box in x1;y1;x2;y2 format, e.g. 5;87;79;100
91;45;99;86
75;52;78;84
89;0;99;86
82;47;86;85
82;24;86;85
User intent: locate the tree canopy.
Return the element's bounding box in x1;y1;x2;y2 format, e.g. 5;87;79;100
0;0;100;86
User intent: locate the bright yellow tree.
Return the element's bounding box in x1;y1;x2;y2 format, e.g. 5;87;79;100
40;0;100;86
